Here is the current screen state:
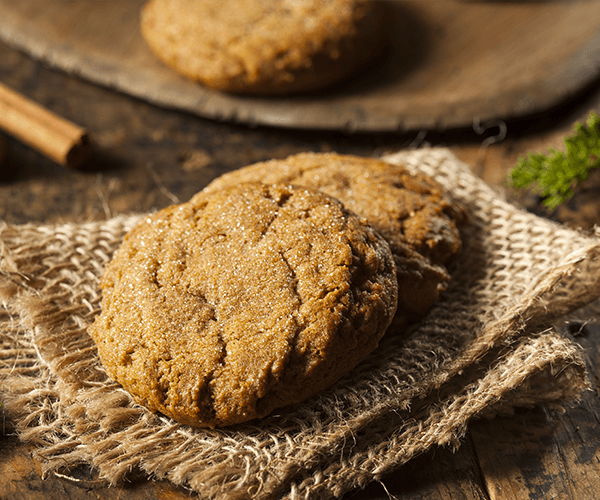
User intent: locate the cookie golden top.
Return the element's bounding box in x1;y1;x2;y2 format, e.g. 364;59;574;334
89;183;397;427
204;152;466;328
140;0;384;94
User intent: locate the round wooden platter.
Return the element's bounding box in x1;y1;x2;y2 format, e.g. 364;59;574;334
0;0;599;133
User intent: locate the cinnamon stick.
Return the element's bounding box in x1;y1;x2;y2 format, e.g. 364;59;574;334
0;81;91;169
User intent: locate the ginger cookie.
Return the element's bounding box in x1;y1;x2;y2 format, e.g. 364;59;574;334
203;152;466;329
89;183;397;428
140;0;384;95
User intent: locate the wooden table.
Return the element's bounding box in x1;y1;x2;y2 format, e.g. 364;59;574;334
2;38;600;500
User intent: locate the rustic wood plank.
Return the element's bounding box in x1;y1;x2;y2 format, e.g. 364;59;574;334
470;409;576;500
354;441;490;500
0;0;599;132
468;323;600;500
0;434;196;500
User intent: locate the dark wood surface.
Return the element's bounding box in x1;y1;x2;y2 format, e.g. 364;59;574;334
2;38;600;500
2;0;600;133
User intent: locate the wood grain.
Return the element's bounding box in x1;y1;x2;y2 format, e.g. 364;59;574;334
0;435;191;500
0;0;599;132
356;441;490;500
469;323;600;500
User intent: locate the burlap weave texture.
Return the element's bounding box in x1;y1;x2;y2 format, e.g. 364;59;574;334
1;148;600;499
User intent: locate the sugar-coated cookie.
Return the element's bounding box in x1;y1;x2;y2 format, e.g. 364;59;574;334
89;183;397;427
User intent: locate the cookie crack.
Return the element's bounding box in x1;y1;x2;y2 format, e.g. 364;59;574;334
204;326;227;424
277;248;300;304
265;185;294;207
219;6;297;78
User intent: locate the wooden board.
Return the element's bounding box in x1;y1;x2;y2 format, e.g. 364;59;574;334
0;0;599;133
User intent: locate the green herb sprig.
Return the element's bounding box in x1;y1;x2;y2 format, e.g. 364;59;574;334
507;111;600;211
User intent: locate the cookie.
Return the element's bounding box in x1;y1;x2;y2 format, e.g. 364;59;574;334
140;0;384;95
89;183;397;428
203;152;466;328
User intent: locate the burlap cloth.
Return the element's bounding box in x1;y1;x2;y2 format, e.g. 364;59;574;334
2;148;600;499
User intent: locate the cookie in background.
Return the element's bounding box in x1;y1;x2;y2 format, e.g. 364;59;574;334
140;0;386;95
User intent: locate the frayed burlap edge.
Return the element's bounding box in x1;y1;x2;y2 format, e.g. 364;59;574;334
1;147;600;500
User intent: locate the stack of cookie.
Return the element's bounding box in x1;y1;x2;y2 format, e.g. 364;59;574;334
89;153;465;428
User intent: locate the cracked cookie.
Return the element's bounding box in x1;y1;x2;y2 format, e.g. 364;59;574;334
203;152;466;330
89;183;397;428
140;0;385;95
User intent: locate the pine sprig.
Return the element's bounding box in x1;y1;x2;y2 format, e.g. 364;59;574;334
507;111;600;210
